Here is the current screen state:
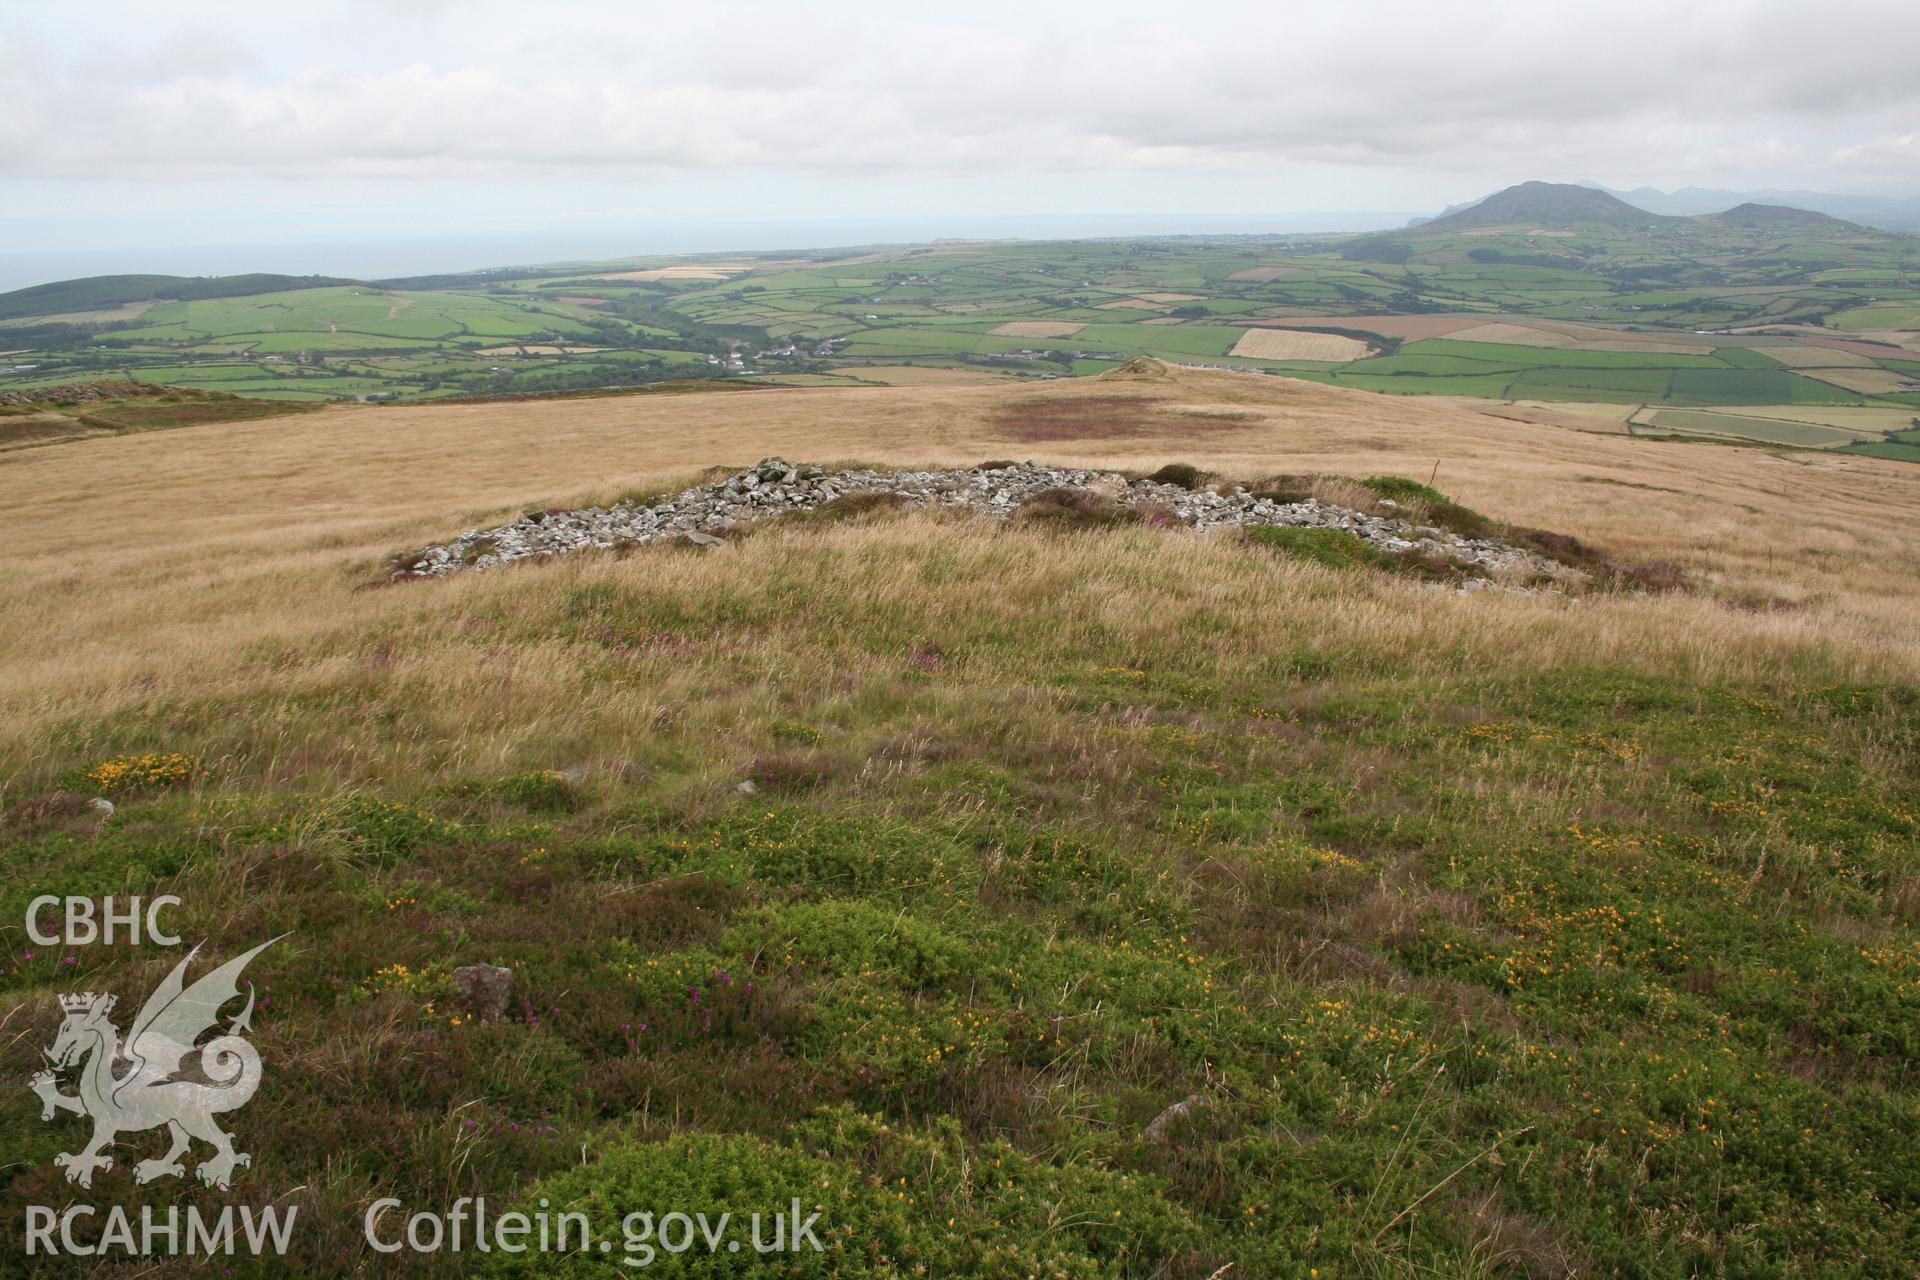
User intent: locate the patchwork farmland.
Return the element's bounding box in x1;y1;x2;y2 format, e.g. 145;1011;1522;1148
3;195;1918;459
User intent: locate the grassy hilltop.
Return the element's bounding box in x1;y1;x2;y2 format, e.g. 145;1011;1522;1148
1;369;1918;1276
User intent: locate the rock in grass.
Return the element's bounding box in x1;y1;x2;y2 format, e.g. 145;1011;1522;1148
451;964;514;1022
1143;1093;1210;1142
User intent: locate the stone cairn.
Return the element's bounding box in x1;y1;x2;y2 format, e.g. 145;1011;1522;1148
392;458;1579;588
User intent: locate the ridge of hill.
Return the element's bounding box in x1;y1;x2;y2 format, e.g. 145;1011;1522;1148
0;272;362;322
1701;201;1862;231
1579;181;1920;232
1415;181;1674;232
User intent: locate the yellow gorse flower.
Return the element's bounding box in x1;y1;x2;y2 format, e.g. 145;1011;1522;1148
86;752;196;790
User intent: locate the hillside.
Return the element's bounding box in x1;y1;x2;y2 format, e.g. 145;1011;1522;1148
1414;180;1674;232
0;271;361;322
2;369;1918;1275
0;380;314;449
1584;183;1920;232
1703;201;1862;231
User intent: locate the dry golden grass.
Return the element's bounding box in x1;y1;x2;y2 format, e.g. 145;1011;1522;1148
1228;329;1371;361
840;365;1012;385
1706;404;1917;430
1800;367;1920;395
472;344;609;356
591;264;756;281
1729;325;1918;358
989;321;1087;339
3;367;1917;787
1448;321;1706;354
0;300;156;328
1431;397;1636;434
1250;315;1485;341
1855;329;1920;353
1447;322;1574;349
1754;344;1876;369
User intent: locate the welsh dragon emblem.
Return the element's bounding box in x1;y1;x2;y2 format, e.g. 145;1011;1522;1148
30;937;282;1190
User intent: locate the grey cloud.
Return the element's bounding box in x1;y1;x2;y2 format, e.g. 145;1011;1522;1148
1;0;1916;193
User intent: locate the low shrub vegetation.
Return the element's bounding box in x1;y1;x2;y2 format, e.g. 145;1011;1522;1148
81;751;196;792
1245;525;1389;571
1144;461;1209;489
1361;475;1500;538
2;428;1916;1275
1014;486;1142;528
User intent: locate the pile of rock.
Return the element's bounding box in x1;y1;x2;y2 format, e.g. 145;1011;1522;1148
393;458;1580;586
0;380;158;408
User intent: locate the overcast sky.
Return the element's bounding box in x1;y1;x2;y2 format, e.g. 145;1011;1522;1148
2;0;1917;286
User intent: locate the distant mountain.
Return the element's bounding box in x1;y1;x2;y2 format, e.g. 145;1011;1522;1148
1576;181;1920;233
0;273;360;322
1700;202;1861;231
1413;181;1672;233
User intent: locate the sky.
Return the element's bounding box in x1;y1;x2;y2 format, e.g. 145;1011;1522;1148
2;0;1917;288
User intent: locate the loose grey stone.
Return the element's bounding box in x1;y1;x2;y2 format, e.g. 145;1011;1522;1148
401;457;1583;588
1144;1093;1211;1141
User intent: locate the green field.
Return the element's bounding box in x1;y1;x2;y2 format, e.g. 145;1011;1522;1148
2;210;1917;454
1637;409;1874;447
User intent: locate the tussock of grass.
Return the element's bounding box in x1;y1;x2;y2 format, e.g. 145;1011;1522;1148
756;489;909;530
1244;524;1388;572
1014;486;1142;528
1144;461;1209;489
1362;474;1501;538
0;383;314;451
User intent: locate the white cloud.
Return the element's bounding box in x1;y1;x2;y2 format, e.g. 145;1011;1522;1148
0;0;1916;276
1834;133;1920;181
2;0;1917;189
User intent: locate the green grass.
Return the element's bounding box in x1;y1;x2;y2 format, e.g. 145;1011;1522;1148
1408;339;1728;370
1507;368;1675;401
1340;353;1518;376
1830;303;1920;330
5;664;1916;1275
1641;410;1871;448
0;383;316;447
4;511;1917;1274
1665;368;1860;406
1843;439;1920;462
1712;345;1790;369
2;224;1918;427
1324;371;1520;398
1244;525;1389;570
